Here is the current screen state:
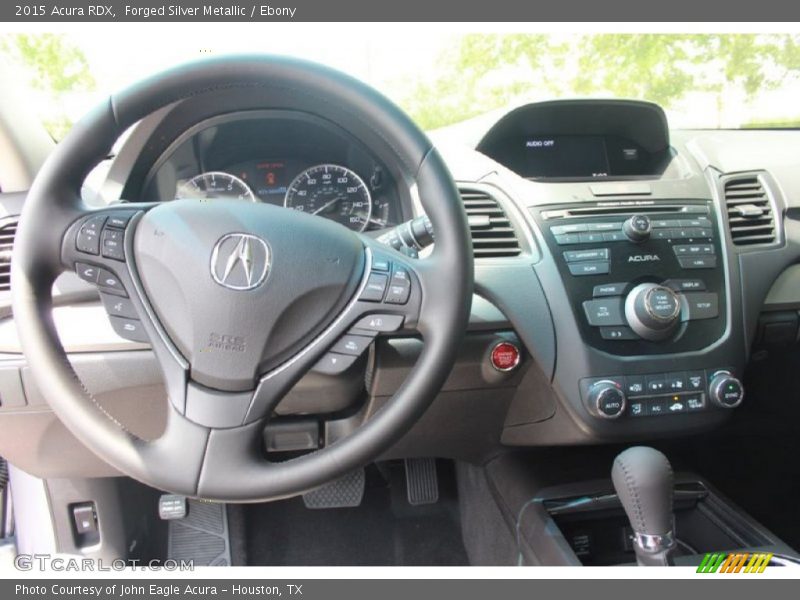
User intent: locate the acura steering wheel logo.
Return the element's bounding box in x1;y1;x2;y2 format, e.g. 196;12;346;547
210;233;271;291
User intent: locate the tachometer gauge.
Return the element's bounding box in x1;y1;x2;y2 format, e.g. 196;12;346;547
175;171;257;202
284;164;372;232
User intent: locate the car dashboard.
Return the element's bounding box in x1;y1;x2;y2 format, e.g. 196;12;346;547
2;94;800;479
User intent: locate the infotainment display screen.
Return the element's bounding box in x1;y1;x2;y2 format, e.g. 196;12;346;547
483;134;652;180
521;135;610;178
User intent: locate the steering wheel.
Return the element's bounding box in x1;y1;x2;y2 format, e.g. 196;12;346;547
11;56;473;501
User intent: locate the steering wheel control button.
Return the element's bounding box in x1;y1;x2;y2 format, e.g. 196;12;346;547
95;268;127;296
569;261;610;276
625;283;681;341
106;211;135;229
371;258;391;272
599;326;637;340
563;248;609;262
709;371;744;408
313;352;359;375
623;214;652;242
360;272;389;302
384;268;411;304
593;282;626;297
101;228;125;260
75;215;106;254
583;299;625;327
678;256;717;269
100;294;138;320
75;262;100;284
490;341;521;372
331;334;373;356
352;314;404;334
683;292;719;320
586;380;626;419
109;316;148;343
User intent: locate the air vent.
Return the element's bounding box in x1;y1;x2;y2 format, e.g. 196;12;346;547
723;176;776;246
459;189;521;258
0;219;18;292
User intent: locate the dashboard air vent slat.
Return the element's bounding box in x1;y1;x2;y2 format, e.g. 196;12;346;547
723;176;776;246
0;219;18;292
459;189;521;258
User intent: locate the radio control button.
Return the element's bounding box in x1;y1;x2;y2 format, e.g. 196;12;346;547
664;279;706;292
551;223;587;235
593;282;626;297
600;326;638;340
678;256;717;269
578;232;604;244
569;262;610;276
653;219;681;228
684;292;719;320
602;231;626;242
564;248;609;262
583;299;625;326
554;233;581;245
586;222;621;232
623;215;652;242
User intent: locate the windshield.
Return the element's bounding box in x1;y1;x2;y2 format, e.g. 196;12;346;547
2;29;800;140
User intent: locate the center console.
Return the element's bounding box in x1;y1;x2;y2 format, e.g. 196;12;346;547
529;198;744;428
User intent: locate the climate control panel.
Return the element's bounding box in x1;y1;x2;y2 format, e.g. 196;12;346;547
580;369;743;420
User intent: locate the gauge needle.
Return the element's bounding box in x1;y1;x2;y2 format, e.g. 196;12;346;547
312;196;344;215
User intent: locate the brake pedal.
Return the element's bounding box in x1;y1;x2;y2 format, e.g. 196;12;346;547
303;468;365;509
405;458;439;505
165;498;231;566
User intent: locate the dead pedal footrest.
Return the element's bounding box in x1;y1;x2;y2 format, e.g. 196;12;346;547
405;458;439;505
302;468;365;509
166;498;231;566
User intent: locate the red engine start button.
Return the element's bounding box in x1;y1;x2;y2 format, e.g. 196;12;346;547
490;341;521;372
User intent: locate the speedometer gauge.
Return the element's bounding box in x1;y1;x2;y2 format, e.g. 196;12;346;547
284;164;372;232
176;171;256;202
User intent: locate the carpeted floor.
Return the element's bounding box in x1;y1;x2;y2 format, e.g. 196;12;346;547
239;461;469;566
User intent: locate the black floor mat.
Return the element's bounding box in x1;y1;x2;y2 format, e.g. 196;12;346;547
242;462;469;566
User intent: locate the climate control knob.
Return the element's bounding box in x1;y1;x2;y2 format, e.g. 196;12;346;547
586;380;627;419
623;214;652;242
709;371;744;408
625;283;682;341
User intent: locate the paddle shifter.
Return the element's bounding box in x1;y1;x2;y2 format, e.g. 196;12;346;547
611;447;677;566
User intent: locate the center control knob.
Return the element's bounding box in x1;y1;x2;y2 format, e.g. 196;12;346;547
586;380;627;419
623;214;652;242
708;371;744;408
625;283;682;341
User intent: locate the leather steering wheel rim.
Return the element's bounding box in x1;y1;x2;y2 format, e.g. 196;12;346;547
11;55;473;501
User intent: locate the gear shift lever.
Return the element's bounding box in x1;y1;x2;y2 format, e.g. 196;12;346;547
612;446;677;566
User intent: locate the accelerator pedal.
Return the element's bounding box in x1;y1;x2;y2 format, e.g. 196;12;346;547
405;458;439;505
302;468;365;509
164;496;231;566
